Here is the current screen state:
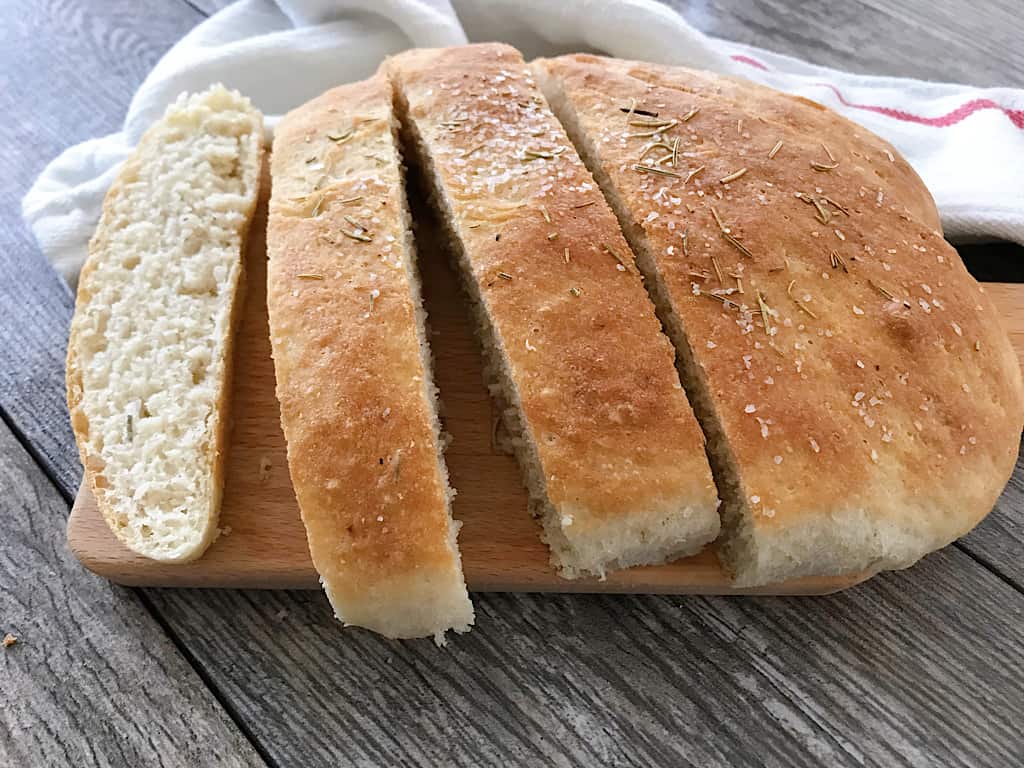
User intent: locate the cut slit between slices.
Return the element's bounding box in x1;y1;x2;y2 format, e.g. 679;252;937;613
534;64;758;581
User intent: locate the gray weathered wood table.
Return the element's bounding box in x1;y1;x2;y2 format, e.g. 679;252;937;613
2;1;1022;765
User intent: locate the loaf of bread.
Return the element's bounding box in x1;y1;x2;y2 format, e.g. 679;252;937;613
534;54;1024;586
388;44;721;579
66;85;264;562
266;73;474;641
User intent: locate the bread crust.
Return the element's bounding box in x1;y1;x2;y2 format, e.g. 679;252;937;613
266;73;473;639
388;44;720;577
67;86;263;563
535;53;1024;585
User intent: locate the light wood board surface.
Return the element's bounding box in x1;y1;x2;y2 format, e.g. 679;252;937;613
65;182;1024;595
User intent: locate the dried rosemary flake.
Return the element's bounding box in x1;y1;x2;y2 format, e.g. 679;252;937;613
768;140;783;159
719;167;749;184
311;194;326;218
733;274;745;295
573;201;596;209
737;118;744;135
757;291;773;334
539;205;551;224
524;147;565;160
344;215;371;233
629;118;677;129
681;106;700;122
338;196;364;206
710;205;727;232
797;192;831;224
711;254;723;284
602;243;632;272
125;414;133;441
869;279;896;301
671;136;680;167
341;229;373;243
327;129;354;144
823;196;850;216
547;232;559;241
811;161;840;172
681;230;690;258
623;98;638;121
975;340;982;352
462;143;486;158
467;223;482;229
703;292;740;309
829;250;849;272
821;142;836;163
305;156;318;164
619;103;658;118
689;271;711;280
297;273;325;280
497;272;514;280
632;163;681;178
564;247;571;263
787;280;818;318
684;165;705;184
569;286;582;297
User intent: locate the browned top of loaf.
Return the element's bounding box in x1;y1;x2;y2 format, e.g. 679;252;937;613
267;74;459;595
389;44;716;524
539;54;1023;534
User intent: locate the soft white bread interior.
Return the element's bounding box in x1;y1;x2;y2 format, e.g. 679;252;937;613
388;44;721;579
266;72;473;641
534;54;1024;586
66;85;263;562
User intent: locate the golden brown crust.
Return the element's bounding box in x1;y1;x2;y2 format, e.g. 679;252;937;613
266;73;472;637
536;53;1024;582
388;44;719;572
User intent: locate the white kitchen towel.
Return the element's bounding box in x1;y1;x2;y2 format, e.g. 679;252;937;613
23;0;1024;285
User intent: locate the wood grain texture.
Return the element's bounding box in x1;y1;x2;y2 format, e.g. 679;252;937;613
0;422;264;767
145;545;1024;768
64;186;862;595
665;0;1024;87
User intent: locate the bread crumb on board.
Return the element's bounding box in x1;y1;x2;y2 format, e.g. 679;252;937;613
3;633;17;648
258;456;272;481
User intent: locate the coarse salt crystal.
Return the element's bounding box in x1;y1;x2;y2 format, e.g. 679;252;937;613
707;340;717;349
853;305;865;316
744;403;757;413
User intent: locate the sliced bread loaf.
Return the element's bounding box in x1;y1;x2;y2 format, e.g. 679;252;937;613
266;73;474;641
388;44;721;579
534;54;1024;586
66;85;264;562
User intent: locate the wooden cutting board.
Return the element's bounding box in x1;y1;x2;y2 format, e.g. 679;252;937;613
66;189;1024;595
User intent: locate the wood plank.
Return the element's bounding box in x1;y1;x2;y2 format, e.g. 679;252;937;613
665;0;1024;87
0;422;265;767
144;545;1024;767
63;186;863;595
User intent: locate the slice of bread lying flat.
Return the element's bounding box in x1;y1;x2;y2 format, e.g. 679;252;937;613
266;73;474;641
388;44;721;579
67;85;264;562
535;54;1024;586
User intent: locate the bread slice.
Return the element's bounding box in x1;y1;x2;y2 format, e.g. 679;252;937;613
66;85;264;562
388;44;720;579
534;54;1024;586
266;73;473;641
